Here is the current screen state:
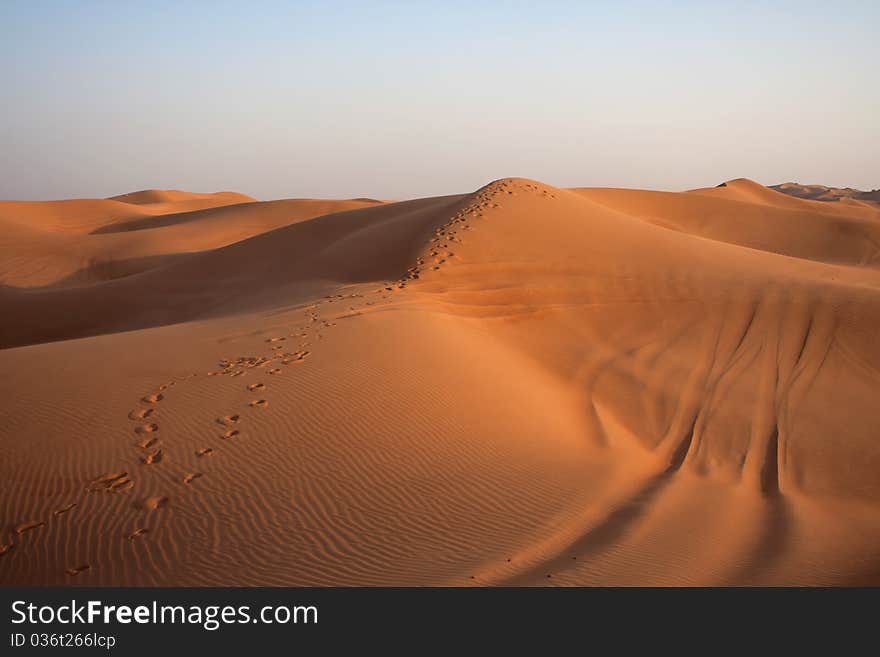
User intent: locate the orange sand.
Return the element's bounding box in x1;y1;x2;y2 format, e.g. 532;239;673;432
1;180;879;586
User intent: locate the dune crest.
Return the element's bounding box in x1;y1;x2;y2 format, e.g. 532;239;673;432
1;178;879;586
771;182;880;205
107;189;255;206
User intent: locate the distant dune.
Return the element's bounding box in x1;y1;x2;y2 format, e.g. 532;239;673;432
1;178;879;586
771;181;880;206
0;192;386;288
108;189;255;206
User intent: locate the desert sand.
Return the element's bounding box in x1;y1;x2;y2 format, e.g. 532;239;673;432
770;182;880;206
1;178;879;586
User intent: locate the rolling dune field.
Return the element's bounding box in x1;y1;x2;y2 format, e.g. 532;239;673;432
1;178;879;586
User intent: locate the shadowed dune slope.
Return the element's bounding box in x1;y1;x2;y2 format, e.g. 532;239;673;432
1;178;879;586
0;196;387;288
0;189;256;235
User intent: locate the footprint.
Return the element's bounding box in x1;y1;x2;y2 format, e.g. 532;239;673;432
134;423;159;434
282;350;310;365
88;472;133;493
196;448;214;458
216;415;240;426
90;471;126;486
65;565;90;576
126;528;149;541
53;503;77;517
142;393;164;404
14;521;45;535
140;496;170;511
142;449;163;465
128;408;154;420
109;478;133;493
182;472;203;485
137;436;159;449
249;399;269;409
221;429;240;439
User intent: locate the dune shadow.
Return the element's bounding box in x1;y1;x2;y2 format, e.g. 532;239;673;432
50;253;193;287
90;201;259;234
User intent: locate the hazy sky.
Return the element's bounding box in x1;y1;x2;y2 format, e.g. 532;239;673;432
2;1;878;201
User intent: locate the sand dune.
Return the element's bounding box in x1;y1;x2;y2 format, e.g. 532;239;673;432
108;189;254;206
0;194;386;289
771;181;880;206
1;178;879;586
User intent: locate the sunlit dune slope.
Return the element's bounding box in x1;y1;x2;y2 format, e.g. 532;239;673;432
108;189;254;207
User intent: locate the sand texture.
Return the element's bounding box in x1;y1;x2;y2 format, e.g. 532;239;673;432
1;179;879;586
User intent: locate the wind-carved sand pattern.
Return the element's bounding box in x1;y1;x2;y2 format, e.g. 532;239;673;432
41;372;214;578
0;192;402;583
119;286;388;579
5;366;195;575
2;377;185;578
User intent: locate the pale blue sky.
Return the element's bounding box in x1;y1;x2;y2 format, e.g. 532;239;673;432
1;1;877;200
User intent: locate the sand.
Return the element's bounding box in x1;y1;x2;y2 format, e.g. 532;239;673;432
1;179;879;586
770;182;880;206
